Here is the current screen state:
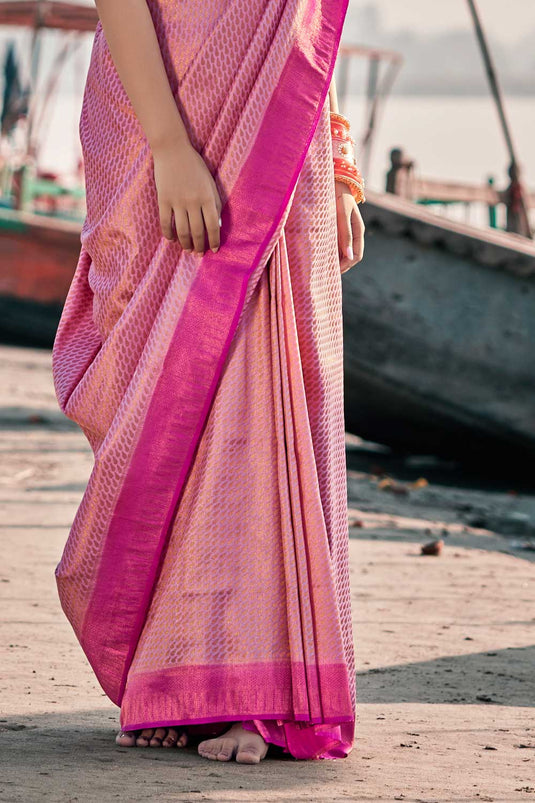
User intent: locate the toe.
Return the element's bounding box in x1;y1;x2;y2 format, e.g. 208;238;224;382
199;736;234;761
162;727;186;748
115;730;137;747
162;727;178;748
176;730;188;748
216;737;238;761
236;743;265;764
136;728;155;747
198;738;218;759
149;727;167;747
235;728;268;764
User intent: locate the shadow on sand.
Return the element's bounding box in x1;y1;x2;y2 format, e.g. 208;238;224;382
357;645;535;707
0;710;355;803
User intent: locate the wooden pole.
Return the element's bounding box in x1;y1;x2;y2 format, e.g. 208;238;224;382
361;55;379;179
466;0;532;237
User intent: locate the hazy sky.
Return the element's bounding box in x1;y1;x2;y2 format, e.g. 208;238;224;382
363;0;535;43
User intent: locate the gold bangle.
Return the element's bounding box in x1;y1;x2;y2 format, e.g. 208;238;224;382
334;175;366;204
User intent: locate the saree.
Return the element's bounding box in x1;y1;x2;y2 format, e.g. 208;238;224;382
51;0;356;760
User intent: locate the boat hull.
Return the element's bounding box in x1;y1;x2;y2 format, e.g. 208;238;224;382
343;190;535;461
0;209;81;346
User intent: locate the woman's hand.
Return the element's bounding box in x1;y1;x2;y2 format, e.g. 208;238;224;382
152;135;223;255
94;0;223;254
335;181;365;273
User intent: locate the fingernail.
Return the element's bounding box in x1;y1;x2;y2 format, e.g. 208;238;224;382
218;217;222;227
185;248;192;253
211;247;218;253
345;245;354;260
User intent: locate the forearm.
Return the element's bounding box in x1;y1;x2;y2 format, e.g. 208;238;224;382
328;71;339;114
94;0;190;153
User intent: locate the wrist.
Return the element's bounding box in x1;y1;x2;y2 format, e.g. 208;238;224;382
334;178;353;194
148;117;192;157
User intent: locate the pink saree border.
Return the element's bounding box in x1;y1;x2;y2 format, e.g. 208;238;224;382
119;662;353;729
78;0;350;706
122;715;355;731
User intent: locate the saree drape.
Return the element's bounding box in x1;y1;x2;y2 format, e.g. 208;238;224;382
52;0;356;760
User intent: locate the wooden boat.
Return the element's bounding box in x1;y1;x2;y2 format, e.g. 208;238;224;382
344;189;535;461
0;1;95;344
0;1;97;31
338;4;534;461
0;208;81;345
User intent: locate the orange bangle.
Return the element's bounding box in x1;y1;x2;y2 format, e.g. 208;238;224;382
329;111;366;204
329;111;352;131
334;174;366;204
333;174;366;204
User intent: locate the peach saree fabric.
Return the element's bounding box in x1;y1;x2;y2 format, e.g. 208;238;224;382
52;0;356;759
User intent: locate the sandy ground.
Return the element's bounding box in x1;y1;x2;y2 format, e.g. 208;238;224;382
0;344;534;803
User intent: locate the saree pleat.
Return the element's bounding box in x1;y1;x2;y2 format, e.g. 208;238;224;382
52;0;355;760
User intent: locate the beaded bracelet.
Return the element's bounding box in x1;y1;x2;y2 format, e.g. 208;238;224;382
330;111;366;204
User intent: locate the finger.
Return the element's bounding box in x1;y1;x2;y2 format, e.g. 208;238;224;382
174;207;193;253
188;206;206;254
337;205;353;269
159;203;175;241
202;202;221;253
351;208;365;264
336;199;353;255
208;176;223;216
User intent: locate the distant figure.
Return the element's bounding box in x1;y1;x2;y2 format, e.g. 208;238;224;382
386;147;415;199
503;161;532;238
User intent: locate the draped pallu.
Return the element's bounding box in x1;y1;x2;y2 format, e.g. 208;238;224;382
52;0;356;759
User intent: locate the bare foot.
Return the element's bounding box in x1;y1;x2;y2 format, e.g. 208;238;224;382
115;727;188;748
198;723;268;764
